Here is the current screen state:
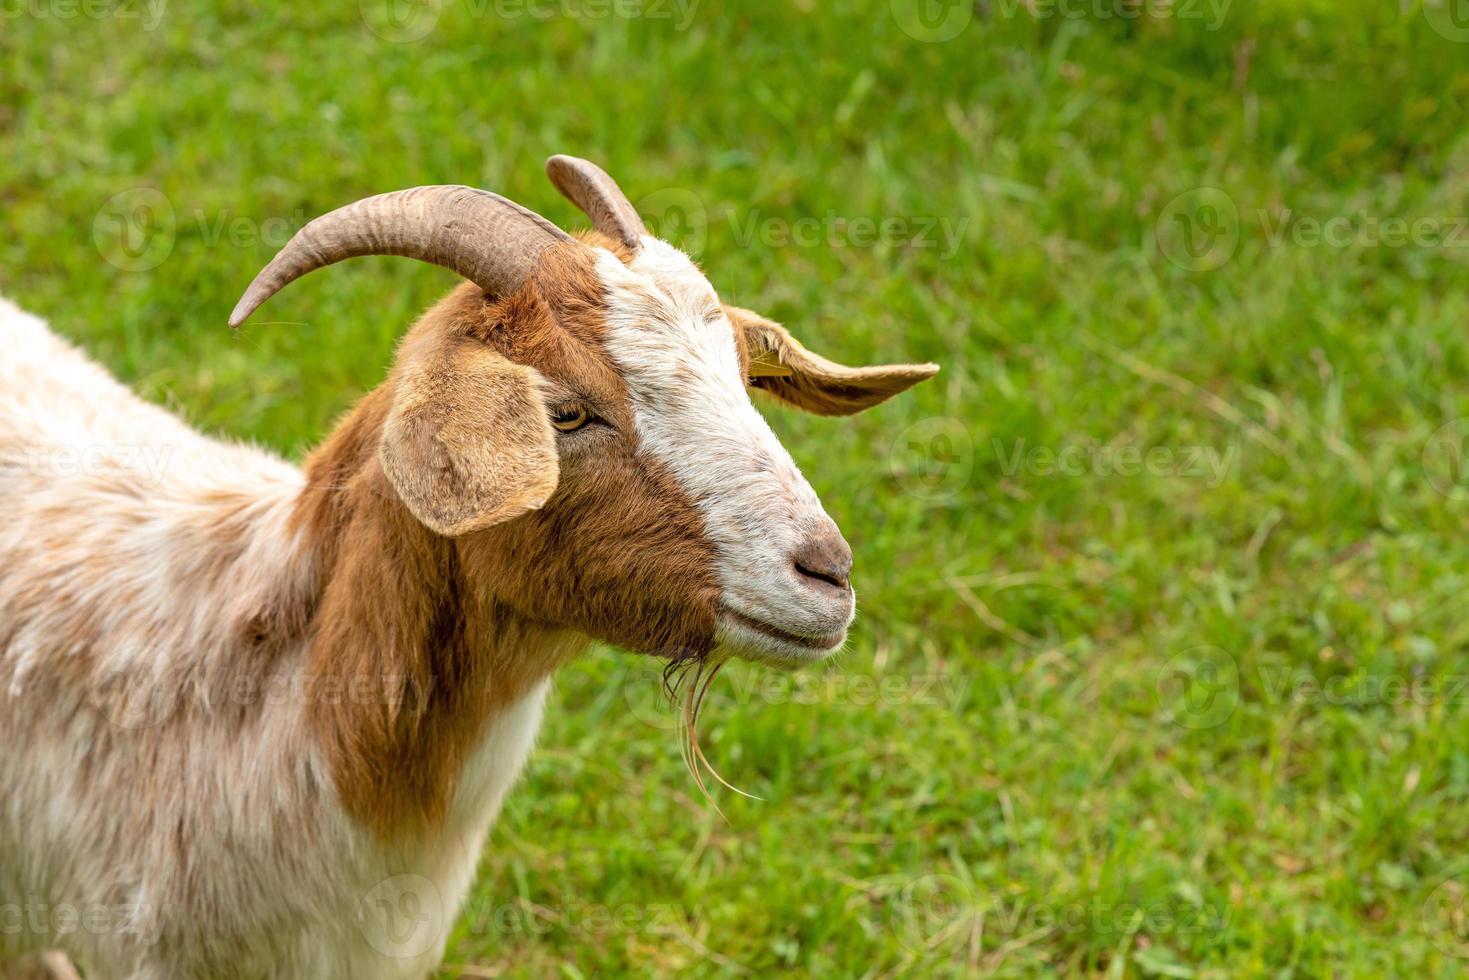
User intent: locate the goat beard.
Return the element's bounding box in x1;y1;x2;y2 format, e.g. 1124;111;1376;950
661;651;761;817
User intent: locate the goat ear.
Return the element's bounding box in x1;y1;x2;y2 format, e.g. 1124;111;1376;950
726;305;939;416
380;342;559;537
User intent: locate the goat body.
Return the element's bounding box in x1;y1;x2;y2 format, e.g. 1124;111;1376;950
0;297;560;979
0;157;936;980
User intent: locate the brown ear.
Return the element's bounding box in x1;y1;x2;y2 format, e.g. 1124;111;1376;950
380;340;559;537
726;305;939;416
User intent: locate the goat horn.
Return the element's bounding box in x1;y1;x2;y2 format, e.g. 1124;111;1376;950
545;155;646;252
228;186;573;329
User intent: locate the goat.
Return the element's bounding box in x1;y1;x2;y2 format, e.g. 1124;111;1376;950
0;156;937;979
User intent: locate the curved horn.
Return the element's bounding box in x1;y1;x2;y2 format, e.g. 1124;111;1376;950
545;155;646;252
229;186;573;329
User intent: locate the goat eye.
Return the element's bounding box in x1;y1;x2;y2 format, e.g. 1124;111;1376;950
550;403;592;432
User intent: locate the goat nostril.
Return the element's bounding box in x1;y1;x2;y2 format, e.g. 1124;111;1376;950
792;529;854;593
794;559;849;591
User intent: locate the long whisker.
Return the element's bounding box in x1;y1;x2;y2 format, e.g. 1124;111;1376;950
677;659;725;820
687;657;764;804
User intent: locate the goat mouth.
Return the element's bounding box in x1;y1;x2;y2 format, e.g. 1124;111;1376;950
719;608;846;654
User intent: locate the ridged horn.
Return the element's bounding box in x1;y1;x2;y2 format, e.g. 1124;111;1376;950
545;155;646;252
229;185;573;328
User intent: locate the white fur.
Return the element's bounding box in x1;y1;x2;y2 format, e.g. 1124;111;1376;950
596;242;855;662
0;297;549;979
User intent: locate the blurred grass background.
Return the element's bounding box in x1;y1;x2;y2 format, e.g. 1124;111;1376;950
5;0;1469;975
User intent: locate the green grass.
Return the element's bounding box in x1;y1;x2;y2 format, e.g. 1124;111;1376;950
6;0;1469;975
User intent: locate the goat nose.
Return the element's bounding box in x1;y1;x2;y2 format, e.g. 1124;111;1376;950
792;526;854;592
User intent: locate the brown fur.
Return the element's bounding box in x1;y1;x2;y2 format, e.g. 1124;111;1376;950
294;242;720;838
